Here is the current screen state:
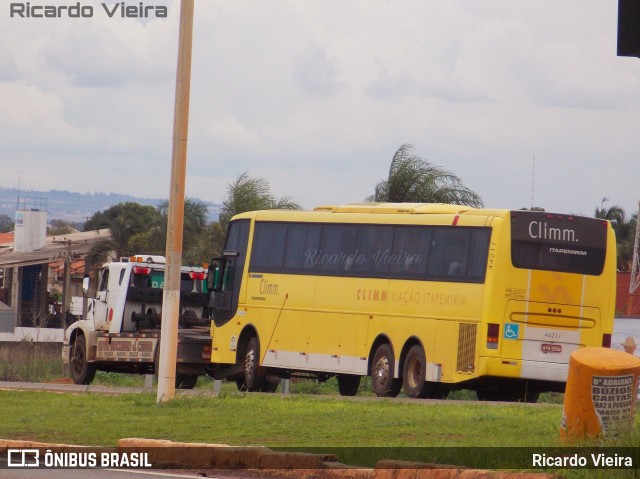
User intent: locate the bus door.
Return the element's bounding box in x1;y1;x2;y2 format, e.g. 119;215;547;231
209;220;250;326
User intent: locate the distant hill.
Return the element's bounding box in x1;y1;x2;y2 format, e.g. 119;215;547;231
0;187;221;225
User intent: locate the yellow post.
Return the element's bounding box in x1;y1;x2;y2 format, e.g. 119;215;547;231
561;347;640;441
157;0;194;404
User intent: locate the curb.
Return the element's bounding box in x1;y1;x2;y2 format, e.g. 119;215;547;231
117;439;562;479
1;438;562;479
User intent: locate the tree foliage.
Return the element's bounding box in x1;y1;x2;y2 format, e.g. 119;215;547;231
367;144;483;207
84;202;161;262
218;172;301;230
47;219;75;236
595;198;625;240
593;198;638;271
0;214;14;233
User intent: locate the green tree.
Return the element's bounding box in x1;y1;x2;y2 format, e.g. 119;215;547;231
0;214;13;233
595;198;625;241
618;214;637;271
367;144;483;207
47;219;75;236
153;197;212;265
594;198;639;271
218;172;301;230
157;197;209;237
85;202;161;261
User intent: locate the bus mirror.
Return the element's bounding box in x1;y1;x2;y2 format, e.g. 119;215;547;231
82;275;90;295
208;258;222;292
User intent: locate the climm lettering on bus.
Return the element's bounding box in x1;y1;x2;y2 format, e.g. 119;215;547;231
260;279;279;295
528;221;578;242
357;289;388;301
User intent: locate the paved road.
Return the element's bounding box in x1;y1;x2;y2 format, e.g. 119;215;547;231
612;316;640;351
0;468;268;479
0;455;271;479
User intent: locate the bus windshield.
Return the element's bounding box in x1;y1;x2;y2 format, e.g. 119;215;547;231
510;210;608;275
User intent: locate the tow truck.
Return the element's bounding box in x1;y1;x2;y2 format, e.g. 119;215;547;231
62;255;212;388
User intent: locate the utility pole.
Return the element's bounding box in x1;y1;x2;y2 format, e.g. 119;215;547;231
157;0;195;404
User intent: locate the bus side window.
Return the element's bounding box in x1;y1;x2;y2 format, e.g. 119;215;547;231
448;261;465;276
428;228;469;278
222;258;236;292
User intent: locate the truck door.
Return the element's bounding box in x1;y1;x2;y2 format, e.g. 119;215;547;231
93;267;110;330
210;219;250;327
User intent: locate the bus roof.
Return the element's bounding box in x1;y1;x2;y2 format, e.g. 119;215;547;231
314;203;473;214
231;203;516;222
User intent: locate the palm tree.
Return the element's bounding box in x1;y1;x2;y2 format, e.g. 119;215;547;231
367;144;483;207
593;198;640;271
218;172;301;230
85;202;161;261
595;198;625;238
155;197;211;264
618;213;637;271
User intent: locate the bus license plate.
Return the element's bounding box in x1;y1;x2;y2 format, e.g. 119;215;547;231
541;343;562;353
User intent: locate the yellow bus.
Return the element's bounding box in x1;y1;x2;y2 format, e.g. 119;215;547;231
207;203;616;402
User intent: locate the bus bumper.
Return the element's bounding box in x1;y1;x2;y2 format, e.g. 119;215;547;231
479;357;569;383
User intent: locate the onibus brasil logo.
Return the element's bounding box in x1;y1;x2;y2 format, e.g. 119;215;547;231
7;449;152;468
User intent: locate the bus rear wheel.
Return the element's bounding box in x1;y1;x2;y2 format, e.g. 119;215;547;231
476;381;540;403
402;345;429;399
371;344;401;397
337;374;361;396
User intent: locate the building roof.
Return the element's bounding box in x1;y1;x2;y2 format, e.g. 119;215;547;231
0;233;14;245
49;258;86;276
0;229;111;268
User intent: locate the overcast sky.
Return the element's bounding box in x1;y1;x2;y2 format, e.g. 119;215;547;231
1;0;639;218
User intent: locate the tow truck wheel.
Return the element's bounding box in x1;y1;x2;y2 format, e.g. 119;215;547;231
176;374;198;389
154;348;197;389
70;337;96;385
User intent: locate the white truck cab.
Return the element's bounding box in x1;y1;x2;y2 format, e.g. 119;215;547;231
62;255;212;387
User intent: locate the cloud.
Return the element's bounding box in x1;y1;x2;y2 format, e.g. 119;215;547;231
0;0;639;218
292;41;340;96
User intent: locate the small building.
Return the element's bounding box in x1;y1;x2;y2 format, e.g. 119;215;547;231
0;229;111;341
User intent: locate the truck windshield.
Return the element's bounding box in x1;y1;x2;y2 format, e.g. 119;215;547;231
131;270;204;292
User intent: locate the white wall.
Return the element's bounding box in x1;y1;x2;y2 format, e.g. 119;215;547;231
0;327;63;342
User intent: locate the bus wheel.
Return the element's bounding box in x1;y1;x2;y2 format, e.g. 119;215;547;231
424;382;450;400
403;345;429;399
260;378;280;393
70;337;96;385
476;382;539;403
371;344;401;397
237;336;266;392
338;374;361;396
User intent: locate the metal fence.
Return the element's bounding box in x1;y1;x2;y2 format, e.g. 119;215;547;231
0;309;17;333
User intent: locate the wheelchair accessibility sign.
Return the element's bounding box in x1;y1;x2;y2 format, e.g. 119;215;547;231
504;323;519;340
